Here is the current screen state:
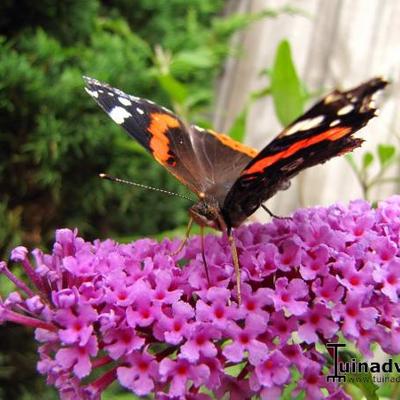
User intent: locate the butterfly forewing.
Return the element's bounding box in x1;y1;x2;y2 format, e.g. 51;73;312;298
84;76;257;202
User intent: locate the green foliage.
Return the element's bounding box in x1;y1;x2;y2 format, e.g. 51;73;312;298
377;143;396;167
0;0;99;44
228;108;249;142
280;369;305;400
346;371;379;400
269;40;308;126
346;143;399;200
376;355;400;399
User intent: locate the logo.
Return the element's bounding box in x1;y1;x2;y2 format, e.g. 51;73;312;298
326;342;400;384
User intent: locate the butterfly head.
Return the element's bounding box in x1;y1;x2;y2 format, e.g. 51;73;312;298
189;198;224;231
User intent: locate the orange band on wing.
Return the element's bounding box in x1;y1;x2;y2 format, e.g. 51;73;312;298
243;127;352;176
148;113;180;163
208;130;258;158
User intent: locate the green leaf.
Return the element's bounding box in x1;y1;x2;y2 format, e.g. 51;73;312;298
225;361;246;377
251;86;271;100
185;89;212;110
157;73;188;105
346;371;379;400
171;48;217;74
279;368;304;400
362;152;374;170
213;6;307;38
270;40;306;126
377;144;396;167
345;154;359;174
228;107;248;142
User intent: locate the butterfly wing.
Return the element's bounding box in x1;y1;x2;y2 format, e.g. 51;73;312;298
84;76;257;200
186;126;257;203
222;77;388;227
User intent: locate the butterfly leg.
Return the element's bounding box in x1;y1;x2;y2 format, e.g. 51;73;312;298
200;226;211;284
227;230;241;305
170;217;194;256
261;204;292;220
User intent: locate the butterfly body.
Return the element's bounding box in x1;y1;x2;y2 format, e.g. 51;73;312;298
189;198;223;230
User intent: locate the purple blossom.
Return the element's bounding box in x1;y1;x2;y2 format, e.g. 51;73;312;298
196;287;240;328
298;303;338;343
55;304;97;346
251;350;290;389
180;323;220;362
332;292;378;338
223;314;268;365
159;358;210;397
10;246;28;261
312;275;345;304
300;244;330;280
1;197;400;398
269;311;298;344
297;365;328;400
373;258;400;301
103;325;145;359
266;277;308;316
117;350;158;395
154;301;194;345
55;335;98;378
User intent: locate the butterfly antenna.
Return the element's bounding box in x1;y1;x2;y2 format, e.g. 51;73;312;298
99;173;195;201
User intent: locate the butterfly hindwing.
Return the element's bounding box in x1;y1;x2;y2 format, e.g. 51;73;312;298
222;77;388;227
186;126;257;203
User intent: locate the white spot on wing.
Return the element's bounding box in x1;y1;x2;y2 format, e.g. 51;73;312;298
337;105;354;115
84;87;99;98
285;115;325;135
118;96;132;106
330;119;341;127
136;107;144;115
324;93;341;104
161;106;172;113
109;106;132;124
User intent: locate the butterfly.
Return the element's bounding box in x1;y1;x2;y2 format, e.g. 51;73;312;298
84;76;387;303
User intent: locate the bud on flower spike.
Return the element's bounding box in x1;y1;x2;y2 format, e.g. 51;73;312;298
1;197;400;399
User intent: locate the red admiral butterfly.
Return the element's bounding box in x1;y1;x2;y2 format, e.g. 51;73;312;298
84;76;387;303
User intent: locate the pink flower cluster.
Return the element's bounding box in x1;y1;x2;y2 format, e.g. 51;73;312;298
2;197;400;399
